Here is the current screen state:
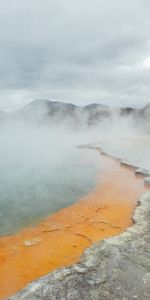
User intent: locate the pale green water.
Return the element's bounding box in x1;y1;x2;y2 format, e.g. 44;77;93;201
0;127;101;236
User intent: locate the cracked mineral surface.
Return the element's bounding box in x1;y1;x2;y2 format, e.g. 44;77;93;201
8;192;150;300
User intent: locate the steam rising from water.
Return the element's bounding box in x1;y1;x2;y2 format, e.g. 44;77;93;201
0;102;146;236
0;124;103;236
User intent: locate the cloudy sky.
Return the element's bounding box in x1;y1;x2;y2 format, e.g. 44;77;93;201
0;0;150;111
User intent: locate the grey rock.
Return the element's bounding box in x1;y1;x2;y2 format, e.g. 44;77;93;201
8;192;150;300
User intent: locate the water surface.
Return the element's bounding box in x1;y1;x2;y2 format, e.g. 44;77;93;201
0;127;101;235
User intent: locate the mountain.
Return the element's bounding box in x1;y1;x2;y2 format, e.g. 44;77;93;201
1;99;150;131
10;99;112;128
119;107;136;116
84;103;111;126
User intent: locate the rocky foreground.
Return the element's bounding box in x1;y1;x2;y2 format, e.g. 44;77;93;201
9;190;150;300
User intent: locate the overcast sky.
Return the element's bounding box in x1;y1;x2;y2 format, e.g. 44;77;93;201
0;0;150;111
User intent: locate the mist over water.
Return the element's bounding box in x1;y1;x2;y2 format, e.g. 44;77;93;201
0;99;149;236
0;123;102;236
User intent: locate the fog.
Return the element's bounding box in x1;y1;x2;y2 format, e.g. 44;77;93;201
0;121;104;236
0;0;150;107
0;98;147;236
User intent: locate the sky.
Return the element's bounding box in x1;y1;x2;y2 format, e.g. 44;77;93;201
0;0;150;111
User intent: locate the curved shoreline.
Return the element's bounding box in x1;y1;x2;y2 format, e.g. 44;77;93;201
0;148;148;299
9;190;150;300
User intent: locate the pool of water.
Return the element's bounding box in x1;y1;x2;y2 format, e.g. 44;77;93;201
0;127;101;236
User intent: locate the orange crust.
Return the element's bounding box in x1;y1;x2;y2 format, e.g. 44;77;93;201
0;154;147;299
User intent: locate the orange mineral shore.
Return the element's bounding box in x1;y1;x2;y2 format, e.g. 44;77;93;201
0;152;148;299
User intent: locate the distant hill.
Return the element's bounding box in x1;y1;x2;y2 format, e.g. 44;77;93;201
10;99;113;128
0;99;150;131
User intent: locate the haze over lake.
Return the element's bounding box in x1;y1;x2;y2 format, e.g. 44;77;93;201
1;99;150;236
0;124;102;236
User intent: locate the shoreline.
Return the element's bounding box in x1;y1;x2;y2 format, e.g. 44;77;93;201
0;149;148;299
10;189;150;300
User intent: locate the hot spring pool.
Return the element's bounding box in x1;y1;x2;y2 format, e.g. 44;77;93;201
0;128;101;236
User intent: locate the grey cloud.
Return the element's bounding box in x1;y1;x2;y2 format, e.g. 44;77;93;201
0;0;150;109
